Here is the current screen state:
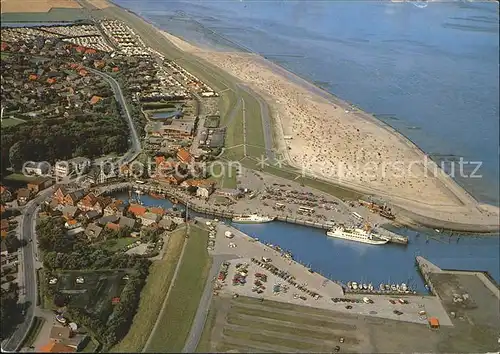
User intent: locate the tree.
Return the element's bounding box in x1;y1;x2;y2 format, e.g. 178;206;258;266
9;141;23;170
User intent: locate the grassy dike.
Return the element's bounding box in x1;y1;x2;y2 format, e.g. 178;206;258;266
144;225;212;353
110;227;187;352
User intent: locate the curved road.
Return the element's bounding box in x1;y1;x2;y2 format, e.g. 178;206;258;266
86;67;142;165
1;189;53;352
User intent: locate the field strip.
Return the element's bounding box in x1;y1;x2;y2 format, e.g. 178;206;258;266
224;323;347;347
222;327;326;352
227;312;359;341
218;337;284;353
142;236;188;352
230;302;358;330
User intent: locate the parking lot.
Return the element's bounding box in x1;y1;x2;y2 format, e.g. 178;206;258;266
204;219;451;325
202;294;459;353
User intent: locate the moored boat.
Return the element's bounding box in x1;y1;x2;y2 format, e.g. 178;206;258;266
326;225;388;245
233;214;276;223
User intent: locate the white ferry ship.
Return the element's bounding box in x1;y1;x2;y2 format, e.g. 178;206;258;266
232;214;275;224
326;225;388;245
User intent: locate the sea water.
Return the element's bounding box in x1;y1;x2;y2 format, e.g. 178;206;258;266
114;0;499;206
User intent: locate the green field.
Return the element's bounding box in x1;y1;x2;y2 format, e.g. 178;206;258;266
145;225;212;353
110;227;187;353
47;270;128;315
1;118;26;127
195;306;217;352
4;173;38;183
209;162;238;189
241;90;266;149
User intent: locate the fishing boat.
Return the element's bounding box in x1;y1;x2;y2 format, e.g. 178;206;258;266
232;214;275;223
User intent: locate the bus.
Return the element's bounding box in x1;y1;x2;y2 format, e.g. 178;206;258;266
275;202;286;209
298;206;315;214
135;180;146;185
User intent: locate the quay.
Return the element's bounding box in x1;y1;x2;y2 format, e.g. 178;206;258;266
94;182;409;245
415;256;499;329
201;218;452;326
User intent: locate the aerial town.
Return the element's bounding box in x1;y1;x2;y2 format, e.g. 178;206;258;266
0;1;498;354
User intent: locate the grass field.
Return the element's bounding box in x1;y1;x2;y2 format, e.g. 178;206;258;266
209;162;238;189
0;8;87;22
1;118;26;127
145;225;212;353
195;306;217;352
48;270;128;315
200;296;363;353
4;173;38;183
110;227;187;353
241;91;266;149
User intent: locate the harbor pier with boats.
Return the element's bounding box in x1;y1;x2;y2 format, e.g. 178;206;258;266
96;182;409;245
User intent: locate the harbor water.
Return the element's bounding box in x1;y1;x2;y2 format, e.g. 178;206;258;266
115;192;500;293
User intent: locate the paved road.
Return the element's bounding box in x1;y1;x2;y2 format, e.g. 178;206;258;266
86;67;141;165
1;189;53;352
182;254;236;353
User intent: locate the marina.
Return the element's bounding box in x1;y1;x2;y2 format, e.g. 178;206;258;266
104;185;500;294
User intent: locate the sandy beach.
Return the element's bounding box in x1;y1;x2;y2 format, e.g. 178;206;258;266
89;0;499;230
155;31;498;229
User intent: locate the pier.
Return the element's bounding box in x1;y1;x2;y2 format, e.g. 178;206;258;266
94;182;408;245
374;227;409;245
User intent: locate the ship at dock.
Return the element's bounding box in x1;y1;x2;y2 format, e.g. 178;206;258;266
232;214;276;224
326;224;388;245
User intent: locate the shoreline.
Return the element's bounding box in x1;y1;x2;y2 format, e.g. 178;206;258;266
93;1;496;232
105;0;498;232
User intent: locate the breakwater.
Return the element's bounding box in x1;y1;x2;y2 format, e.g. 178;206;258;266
95;182;408;245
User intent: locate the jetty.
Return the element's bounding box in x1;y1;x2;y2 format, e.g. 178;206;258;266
374;226;408;245
94;182;408;245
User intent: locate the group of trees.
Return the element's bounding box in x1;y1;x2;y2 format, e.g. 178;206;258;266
1;54;130;174
0;283;20;340
100;226;133;241
37;215;151;350
65;261;149;350
3;100;129;171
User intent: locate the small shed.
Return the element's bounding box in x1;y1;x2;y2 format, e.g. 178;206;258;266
428;317;440;329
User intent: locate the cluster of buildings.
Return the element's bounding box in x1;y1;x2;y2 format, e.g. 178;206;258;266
39;324;86;353
99;20;149;57
1;24;114;53
0;49;115;121
46;185;185;242
163;59;217;97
